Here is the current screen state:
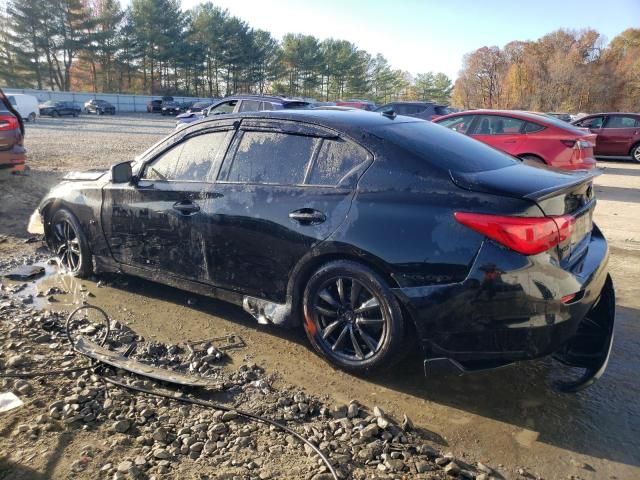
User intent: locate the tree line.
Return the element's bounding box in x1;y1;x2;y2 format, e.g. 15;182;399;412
0;0;453;104
452;28;640;113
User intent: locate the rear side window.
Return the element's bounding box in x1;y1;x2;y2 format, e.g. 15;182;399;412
523;122;545;133
376;121;518;173
309;138;371;186
143;131;230;182
223;131;318;185
605;116;639;128
260;102;274;111
474;115;524;135
239;100;261;112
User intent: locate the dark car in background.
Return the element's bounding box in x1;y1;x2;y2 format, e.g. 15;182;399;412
175;95;310;128
546;112;572;122
84;99;116;115
28;109;614;390
161;101;182;116
0;89;26;175
435;109;597;170
572;113;640;162
39;101;81;117
374;101;451;120
335;100;376;111
147;100;162;113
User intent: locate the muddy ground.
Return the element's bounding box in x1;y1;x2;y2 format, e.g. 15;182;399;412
1;114;639;479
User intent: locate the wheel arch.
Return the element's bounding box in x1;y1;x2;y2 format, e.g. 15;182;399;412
629;141;640;158
518;153;547;164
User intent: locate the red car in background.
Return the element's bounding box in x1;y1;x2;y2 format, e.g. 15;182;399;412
335;100;376;111
0;88;26;176
434;110;597;170
572;113;640;162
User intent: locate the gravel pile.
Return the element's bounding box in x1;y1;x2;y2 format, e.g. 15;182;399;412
1;260;501;480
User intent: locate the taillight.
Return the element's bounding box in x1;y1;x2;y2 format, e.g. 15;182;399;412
561;139;592;149
0;114;19;131
454;212;575;256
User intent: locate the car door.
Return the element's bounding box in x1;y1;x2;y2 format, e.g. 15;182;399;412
469;115;525;155
598;115;640;156
206;119;372;303
102;122;236;281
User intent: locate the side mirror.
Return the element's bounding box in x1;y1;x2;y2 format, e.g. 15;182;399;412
111;161;132;184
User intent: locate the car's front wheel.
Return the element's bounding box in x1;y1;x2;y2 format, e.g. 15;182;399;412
302;260;405;374
48;209;93;278
631;143;640;163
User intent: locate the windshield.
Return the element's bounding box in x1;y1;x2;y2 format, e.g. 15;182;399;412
375;120;519;173
41;100;56;106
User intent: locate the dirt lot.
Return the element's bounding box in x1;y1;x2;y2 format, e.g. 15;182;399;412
1;114;639;480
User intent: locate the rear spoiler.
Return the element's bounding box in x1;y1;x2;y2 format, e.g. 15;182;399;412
523;169;601;201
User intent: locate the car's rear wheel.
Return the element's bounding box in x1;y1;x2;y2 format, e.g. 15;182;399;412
302;260;405;374
52;110;60;118
631;143;640;163
49;209;92;278
27;112;36;122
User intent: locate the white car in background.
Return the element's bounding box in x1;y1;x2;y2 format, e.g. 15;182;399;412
6;93;39;122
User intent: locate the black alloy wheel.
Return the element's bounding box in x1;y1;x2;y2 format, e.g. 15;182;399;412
303;260;405;373
49;209;92;277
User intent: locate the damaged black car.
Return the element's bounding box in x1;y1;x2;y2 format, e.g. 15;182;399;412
28;110;615;389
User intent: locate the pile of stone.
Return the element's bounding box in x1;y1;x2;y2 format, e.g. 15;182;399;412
1;280;500;480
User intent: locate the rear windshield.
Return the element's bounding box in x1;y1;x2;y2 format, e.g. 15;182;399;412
529;112;585;134
375;120;519;173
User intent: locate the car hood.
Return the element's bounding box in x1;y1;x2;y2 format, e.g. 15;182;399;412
63;169;108;181
176;112;200;119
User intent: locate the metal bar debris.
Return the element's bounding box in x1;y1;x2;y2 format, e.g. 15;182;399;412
74;336;223;389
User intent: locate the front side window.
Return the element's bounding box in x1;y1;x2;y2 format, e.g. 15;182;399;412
605;116;639;128
143;131;230;182
223;131;318;185
473;115;524;135
437;115;475;134
576;116;604;129
309;138;371;186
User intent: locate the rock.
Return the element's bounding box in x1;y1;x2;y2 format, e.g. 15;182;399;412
133;456;146;467
376;416;391;429
436;456;451;466
117;461;133;473
14;380;33;395
152;427;168;442
331;404;348;419
402;414;414;431
444;461;462;476
7;354;27;368
311;474;335;480
153;448;171;460
373;406;385;417
477;462;493;474
221;411;238;421
209;422;227;434
360;424;379;439
347;402;359;419
415;460;432;473
113;420;130;433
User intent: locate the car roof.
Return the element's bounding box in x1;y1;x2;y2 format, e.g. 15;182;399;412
222;94;307;104
189;109;421;134
439;109;559;122
579;112;640;117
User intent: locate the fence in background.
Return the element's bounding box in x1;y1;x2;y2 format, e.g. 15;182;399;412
1;88;210;113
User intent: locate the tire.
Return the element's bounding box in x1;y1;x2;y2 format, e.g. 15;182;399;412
302;260;405;374
52;110;60;118
520;154;547;166
48;209;93;278
631;143;640;163
73;112;79;117
27;112;36;123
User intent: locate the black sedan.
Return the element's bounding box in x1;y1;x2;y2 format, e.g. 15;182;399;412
161;101;181;116
84;99;116;115
39;101;81;117
28;110;614;389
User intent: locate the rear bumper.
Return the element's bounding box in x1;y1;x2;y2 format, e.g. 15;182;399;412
393;225;610;364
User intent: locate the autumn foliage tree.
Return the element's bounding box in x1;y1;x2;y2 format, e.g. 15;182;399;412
452;28;639;113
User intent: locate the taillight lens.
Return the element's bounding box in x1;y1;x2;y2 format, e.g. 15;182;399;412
0;114;19;131
454;212;575;255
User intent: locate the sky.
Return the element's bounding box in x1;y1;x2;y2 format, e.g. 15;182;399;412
169;0;639;80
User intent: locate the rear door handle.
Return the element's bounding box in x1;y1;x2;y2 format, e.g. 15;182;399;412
289;208;326;225
173;200;200;214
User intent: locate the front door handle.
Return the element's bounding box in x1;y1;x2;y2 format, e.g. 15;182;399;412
173;200;200;214
289;208;326;225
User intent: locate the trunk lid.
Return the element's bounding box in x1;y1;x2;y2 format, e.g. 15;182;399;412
451;163;598;262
